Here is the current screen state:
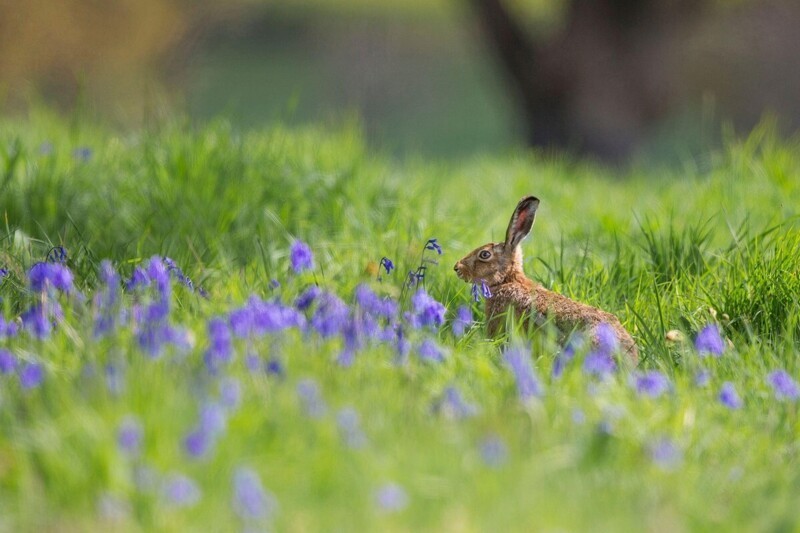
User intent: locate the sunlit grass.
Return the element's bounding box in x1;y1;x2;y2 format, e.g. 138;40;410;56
1;114;800;530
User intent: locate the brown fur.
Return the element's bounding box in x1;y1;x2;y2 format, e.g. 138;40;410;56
454;196;638;362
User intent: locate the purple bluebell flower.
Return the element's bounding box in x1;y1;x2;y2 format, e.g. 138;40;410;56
28;262;74;293
72;147;93;162
379;257;395;275
164;257;195;291
229;307;254;338
479;435;508;467
553;337;581;379
719;382;742;409
297;378;327;418
205;318;233;372
632;371;670;398
418;339;445;363
0;349;17;374
375;483;409;513
435;386;478;419
105;363;125;395
648;437;682;470
425;238;443;255
265;358;285;378
471;279;491;301
146;256;171;298
310;292;349;338
184;428;212;458
2;318;19;338
337;348;356;368
571;408;586;424
583;350;616;377
199;402;227;436
394;327;411;364
46;246;68;264
39;142;54;155
411;289;446;329
19;362;44;389
163;474;201;507
289;240;314;273
594;323;619;355
766;370;800;401
695;324;725;356
245;353;261;372
337;407;367;449
452;306;473;338
220;378;242;410
503;344;543;402
694;369;711;387
248;296;306;334
294;286;321;311
0;267;8;280
94;260;122;336
118;416;144;456
233;467;277;521
125;267;150;291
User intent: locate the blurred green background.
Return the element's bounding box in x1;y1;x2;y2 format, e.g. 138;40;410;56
2;0;799;160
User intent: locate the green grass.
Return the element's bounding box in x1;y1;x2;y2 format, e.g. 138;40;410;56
1;111;800;531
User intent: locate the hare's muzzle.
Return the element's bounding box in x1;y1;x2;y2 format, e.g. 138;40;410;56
453;261;465;280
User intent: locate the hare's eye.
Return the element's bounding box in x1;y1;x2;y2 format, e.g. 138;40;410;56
478;250;492;260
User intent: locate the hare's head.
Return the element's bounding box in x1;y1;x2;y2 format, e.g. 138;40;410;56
453;196;539;286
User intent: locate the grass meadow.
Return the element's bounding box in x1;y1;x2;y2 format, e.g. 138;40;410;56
1;112;800;531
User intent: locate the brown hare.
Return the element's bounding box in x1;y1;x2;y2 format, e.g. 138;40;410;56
453;196;638;362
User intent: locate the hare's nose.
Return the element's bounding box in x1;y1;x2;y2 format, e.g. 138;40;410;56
453;262;461;272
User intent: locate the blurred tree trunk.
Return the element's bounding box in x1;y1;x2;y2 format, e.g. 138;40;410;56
469;0;706;159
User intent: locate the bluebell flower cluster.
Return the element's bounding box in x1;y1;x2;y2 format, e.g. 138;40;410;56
503;344;543;403
290;240;314;273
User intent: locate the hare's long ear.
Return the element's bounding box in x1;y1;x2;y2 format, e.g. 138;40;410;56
505;196;540;251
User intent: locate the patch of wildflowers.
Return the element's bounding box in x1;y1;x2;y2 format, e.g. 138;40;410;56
719;382;742;409
294;286;320;311
632;371;670;398
289;240;314;273
233;467;277;521
310;292;349;338
410;288;446;329
125;267;149;291
375;483;409;513
21;304;53;339
695;324;725;356
503;344;543;402
766;370;800;401
28;262;74;293
19;362;44;389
